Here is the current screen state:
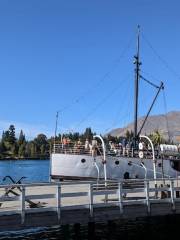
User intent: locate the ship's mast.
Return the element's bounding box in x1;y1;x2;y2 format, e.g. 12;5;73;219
133;25;141;147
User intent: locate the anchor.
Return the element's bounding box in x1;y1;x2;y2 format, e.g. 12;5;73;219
3;176;27;195
2;176;46;208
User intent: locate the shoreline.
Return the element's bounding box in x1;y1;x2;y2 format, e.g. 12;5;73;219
0;158;50;161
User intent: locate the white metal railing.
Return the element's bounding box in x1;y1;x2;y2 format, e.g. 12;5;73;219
0;179;180;224
53;143;100;155
52;143;157;159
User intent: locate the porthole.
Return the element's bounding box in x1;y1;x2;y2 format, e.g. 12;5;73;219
115;160;119;165
128;161;132;166
81;159;86;163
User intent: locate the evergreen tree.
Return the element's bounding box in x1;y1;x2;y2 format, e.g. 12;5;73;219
0;141;6;156
30;142;37;158
0;131;7;154
11;142;18;155
18;130;26;145
25;142;32;157
83;127;93;141
8;125;16;145
3;130;10;142
18;143;26;158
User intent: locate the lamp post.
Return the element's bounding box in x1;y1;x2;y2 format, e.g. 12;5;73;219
140;135;157;184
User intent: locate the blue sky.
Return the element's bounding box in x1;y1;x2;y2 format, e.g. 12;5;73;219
0;0;180;138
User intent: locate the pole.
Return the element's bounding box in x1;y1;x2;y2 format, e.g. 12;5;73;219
138;82;164;136
133;25;141;147
54;111;59;152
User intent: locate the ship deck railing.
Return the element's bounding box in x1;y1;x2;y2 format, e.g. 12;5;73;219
52;144;180;160
53;143;97;155
52;143;155;158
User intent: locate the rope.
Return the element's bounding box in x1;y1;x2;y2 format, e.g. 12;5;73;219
142;32;180;81
105;76;133;132
74;81;123;130
56;34;135;114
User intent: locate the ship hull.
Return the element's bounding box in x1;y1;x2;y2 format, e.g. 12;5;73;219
50;153;178;180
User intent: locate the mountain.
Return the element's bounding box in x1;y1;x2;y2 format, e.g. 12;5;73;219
107;111;180;143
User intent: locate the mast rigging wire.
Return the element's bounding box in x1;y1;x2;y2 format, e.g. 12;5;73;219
56;33;135;114
142;32;180;81
105;76;133;132
140;34;176;142
74;79;127;130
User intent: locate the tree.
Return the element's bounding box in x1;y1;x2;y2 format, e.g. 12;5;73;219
83;128;93;141
0;141;6;156
34;134;47;145
18;143;26;158
25;142;32;157
150;130;165;146
125;130;133;141
34;134;49;156
11;142;18;155
8;125;16;145
18;130;26;145
3;130;10;142
125;130;129;139
26;141;37;158
0;131;7;154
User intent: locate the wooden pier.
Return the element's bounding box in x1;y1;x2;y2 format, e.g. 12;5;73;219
0;178;180;231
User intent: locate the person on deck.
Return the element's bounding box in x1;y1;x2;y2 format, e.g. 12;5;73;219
62;137;68;153
85;139;90;153
122;138;126;156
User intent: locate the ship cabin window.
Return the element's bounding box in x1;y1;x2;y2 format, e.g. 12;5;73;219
81;159;86;163
115;160;119;165
170;160;180;172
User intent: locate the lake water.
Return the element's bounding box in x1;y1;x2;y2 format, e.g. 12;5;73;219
0;159;50;185
0;215;179;239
